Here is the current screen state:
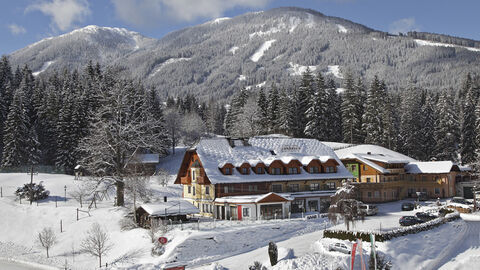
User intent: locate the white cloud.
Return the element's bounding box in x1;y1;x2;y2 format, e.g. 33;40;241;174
389;17;420;35
110;0;271;26
26;0;90;31
8;24;27;35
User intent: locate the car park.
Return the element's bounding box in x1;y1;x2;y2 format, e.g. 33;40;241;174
328;242;351;254
399;216;424;226
359;204;378;216
401;202;415;211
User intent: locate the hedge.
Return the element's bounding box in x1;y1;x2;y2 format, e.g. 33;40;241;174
324;211;460;242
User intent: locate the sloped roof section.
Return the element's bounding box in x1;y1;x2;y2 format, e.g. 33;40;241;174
334;144;417;163
194;136;353;184
405;161;460;174
139;199;199;216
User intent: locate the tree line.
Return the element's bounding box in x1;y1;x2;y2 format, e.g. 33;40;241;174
1;54;479;177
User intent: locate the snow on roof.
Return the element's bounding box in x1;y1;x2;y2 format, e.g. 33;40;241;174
334;144;417;163
139;199;199;216
194;137;353;184
321;141;355;151
214;192;292;204
131;154;160;164
405;161;459;174
342;153;390;173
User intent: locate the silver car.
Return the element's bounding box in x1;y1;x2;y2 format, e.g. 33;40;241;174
328;242;351;254
360;204;378;216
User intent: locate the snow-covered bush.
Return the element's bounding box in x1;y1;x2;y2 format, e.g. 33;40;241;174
15;182;49;201
119;217;137;231
151;241;165;256
249;261;266;270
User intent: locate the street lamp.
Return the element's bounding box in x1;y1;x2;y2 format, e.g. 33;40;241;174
64;185;67;203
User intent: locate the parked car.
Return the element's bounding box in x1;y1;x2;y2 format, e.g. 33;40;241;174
416;192;428;201
399;216;424;226
451;197;472;205
415;212;437;222
359;204;378;216
401;202;415;211
328;242;351;254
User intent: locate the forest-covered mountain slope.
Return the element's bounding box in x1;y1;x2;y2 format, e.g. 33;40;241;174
8;7;480;99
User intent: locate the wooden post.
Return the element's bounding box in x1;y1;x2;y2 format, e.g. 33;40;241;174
76;208;79;221
55;197;57;208
1;186;2;197
80;195;82;208
30;165;34;205
60;220;63;233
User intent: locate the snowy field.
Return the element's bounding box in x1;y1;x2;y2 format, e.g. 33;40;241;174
1;149;479;270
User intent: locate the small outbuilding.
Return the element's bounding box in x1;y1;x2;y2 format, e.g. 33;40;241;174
136;199;200;228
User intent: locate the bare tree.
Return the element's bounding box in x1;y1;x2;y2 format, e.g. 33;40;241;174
38;227;56;258
125;170;151;223
181;112;206;146
77;76;169;206
328;181;364;231
81;223;113;268
164;108;182;154
147;219;160;243
156;168;170;187
70;182;94;208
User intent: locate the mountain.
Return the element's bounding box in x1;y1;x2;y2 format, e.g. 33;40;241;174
8;7;480;99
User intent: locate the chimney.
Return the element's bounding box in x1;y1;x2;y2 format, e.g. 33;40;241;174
164;196;167;202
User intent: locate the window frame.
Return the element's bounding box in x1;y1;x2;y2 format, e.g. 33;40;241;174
272;184;282;193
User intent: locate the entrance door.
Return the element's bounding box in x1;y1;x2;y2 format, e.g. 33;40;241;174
306;199;319;212
464;187;474;199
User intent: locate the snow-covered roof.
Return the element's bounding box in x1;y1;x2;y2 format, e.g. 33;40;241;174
335;144;416;163
405;161;460;174
214;192;292;204
139;199;199;216
132;154;160;164
195;137;353;184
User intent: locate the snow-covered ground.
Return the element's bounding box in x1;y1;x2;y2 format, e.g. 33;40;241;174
250;40;276;62
1;149;478;270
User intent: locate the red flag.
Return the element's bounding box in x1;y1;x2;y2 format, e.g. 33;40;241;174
351;242;358;270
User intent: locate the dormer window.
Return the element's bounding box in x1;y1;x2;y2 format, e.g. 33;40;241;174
271;168;282;175
309;166;319;173
192;170;196;181
242;167;248;174
256;167;263;174
325;166;335;173
225;167;231;174
288;167;299;174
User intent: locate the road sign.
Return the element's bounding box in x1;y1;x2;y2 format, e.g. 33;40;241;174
158;237;168;245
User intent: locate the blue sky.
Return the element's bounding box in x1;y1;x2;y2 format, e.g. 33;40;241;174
2;0;480;55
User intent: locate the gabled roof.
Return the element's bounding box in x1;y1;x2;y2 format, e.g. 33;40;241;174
193;136;353;184
405;161;461;174
139;199;199;216
214;192;292;204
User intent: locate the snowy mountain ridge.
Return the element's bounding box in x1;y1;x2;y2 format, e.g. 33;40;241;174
8;7;480;100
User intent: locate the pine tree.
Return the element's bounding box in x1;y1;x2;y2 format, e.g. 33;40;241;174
257;89;268;134
398;86;423;159
267;83;280;133
419;93;436;161
341;73;364;143
224;88;248;136
434;91;459;161
326;78;343;142
304;73;327;140
2;89;29;167
460;87;477;164
363;76;387;146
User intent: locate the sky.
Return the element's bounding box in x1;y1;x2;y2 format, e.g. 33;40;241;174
1;0;480;55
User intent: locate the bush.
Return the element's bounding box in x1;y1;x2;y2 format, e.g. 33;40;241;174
249;261;266;270
15;183;49;201
119;217;137;231
324;213;460;242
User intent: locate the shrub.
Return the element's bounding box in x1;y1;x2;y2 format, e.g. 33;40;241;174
15;183;49;201
119;217;137;231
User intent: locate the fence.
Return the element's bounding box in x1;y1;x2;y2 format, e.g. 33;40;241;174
0;165;66;174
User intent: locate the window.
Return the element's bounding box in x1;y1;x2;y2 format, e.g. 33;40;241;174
193;185;196;195
351;164;356;170
368;192;372;198
272;184;282;193
248;185;258;192
434;188;440;195
192;170;196;181
242;167;248;174
188;186;191;193
243;208;250;217
309;166;319;173
374;191;380;198
224;186;229;193
366;177;371;183
225;167;231;175
289;184;299;192
310;183;320;191
271;168;281;175
325;166;335;173
205;186;210;195
363;165;367;171
326;182;336;189
288;167;298;174
256;167;263;174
